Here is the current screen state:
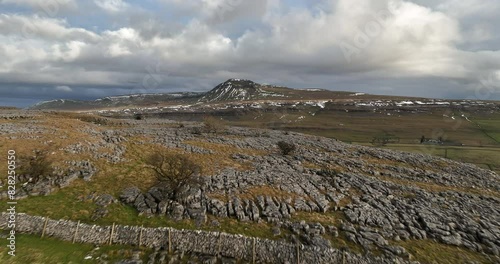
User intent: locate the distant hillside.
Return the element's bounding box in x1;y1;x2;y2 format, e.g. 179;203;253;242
30;92;201;111
29;78;426;111
31;79;300;110
0;106;19;110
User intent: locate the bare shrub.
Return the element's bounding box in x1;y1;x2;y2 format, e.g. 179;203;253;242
144;152;202;200
20;150;53;182
134;113;143;120
202;116;226;134
277;141;296;155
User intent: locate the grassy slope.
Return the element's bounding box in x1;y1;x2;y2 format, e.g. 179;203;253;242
0;233;151;264
395;240;494;264
0;116;285;262
0;111;498;263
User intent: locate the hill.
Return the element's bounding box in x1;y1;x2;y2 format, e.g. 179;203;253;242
30;79;417;111
30;92;202;111
198;79;280;102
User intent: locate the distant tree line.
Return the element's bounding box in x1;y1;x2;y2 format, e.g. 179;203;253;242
420;135;444;144
371;134;399;146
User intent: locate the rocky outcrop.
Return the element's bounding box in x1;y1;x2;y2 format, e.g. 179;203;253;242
0;160;96;200
116;126;500;259
64;130;127;163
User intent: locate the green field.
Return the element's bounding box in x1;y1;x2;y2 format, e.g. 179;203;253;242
227;108;500;174
376;144;500;172
0;233;151;264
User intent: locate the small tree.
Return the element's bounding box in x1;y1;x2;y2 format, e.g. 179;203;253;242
203;116;225;134
20;150;53;182
191;126;203;135
372;134;399;146
134;113;143;120
144;152;202;200
277;141;296;155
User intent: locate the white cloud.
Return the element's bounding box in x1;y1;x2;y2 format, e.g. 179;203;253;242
0;0;78;14
160;0;272;24
436;0;500;18
232;0;467;79
0;0;499;101
94;0;129;13
107;43;131;57
55;85;72;92
51;40;86;62
466;24;493;43
0;14;100;42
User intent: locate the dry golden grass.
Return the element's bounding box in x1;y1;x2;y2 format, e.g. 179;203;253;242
97;136;266;196
374;174;500;198
221;134;246;140
302;160;322;169
320;162;348;174
183;140;268;174
292;211;346;226
184;139;267;156
0;114;155;196
337;196;353;207
0;111;270;197
333;188;362;207
45;111;113;126
395;239;495;264
0;116;103;180
206;192;229;202
359;155;411;168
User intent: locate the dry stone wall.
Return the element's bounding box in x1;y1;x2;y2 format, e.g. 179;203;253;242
0;213;412;264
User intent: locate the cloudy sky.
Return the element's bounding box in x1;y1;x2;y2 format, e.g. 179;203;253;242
0;0;499;107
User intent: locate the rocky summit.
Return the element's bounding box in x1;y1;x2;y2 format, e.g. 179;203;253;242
0;109;498;263
198;79;281;102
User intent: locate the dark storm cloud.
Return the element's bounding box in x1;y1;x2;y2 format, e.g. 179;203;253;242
0;0;499;107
